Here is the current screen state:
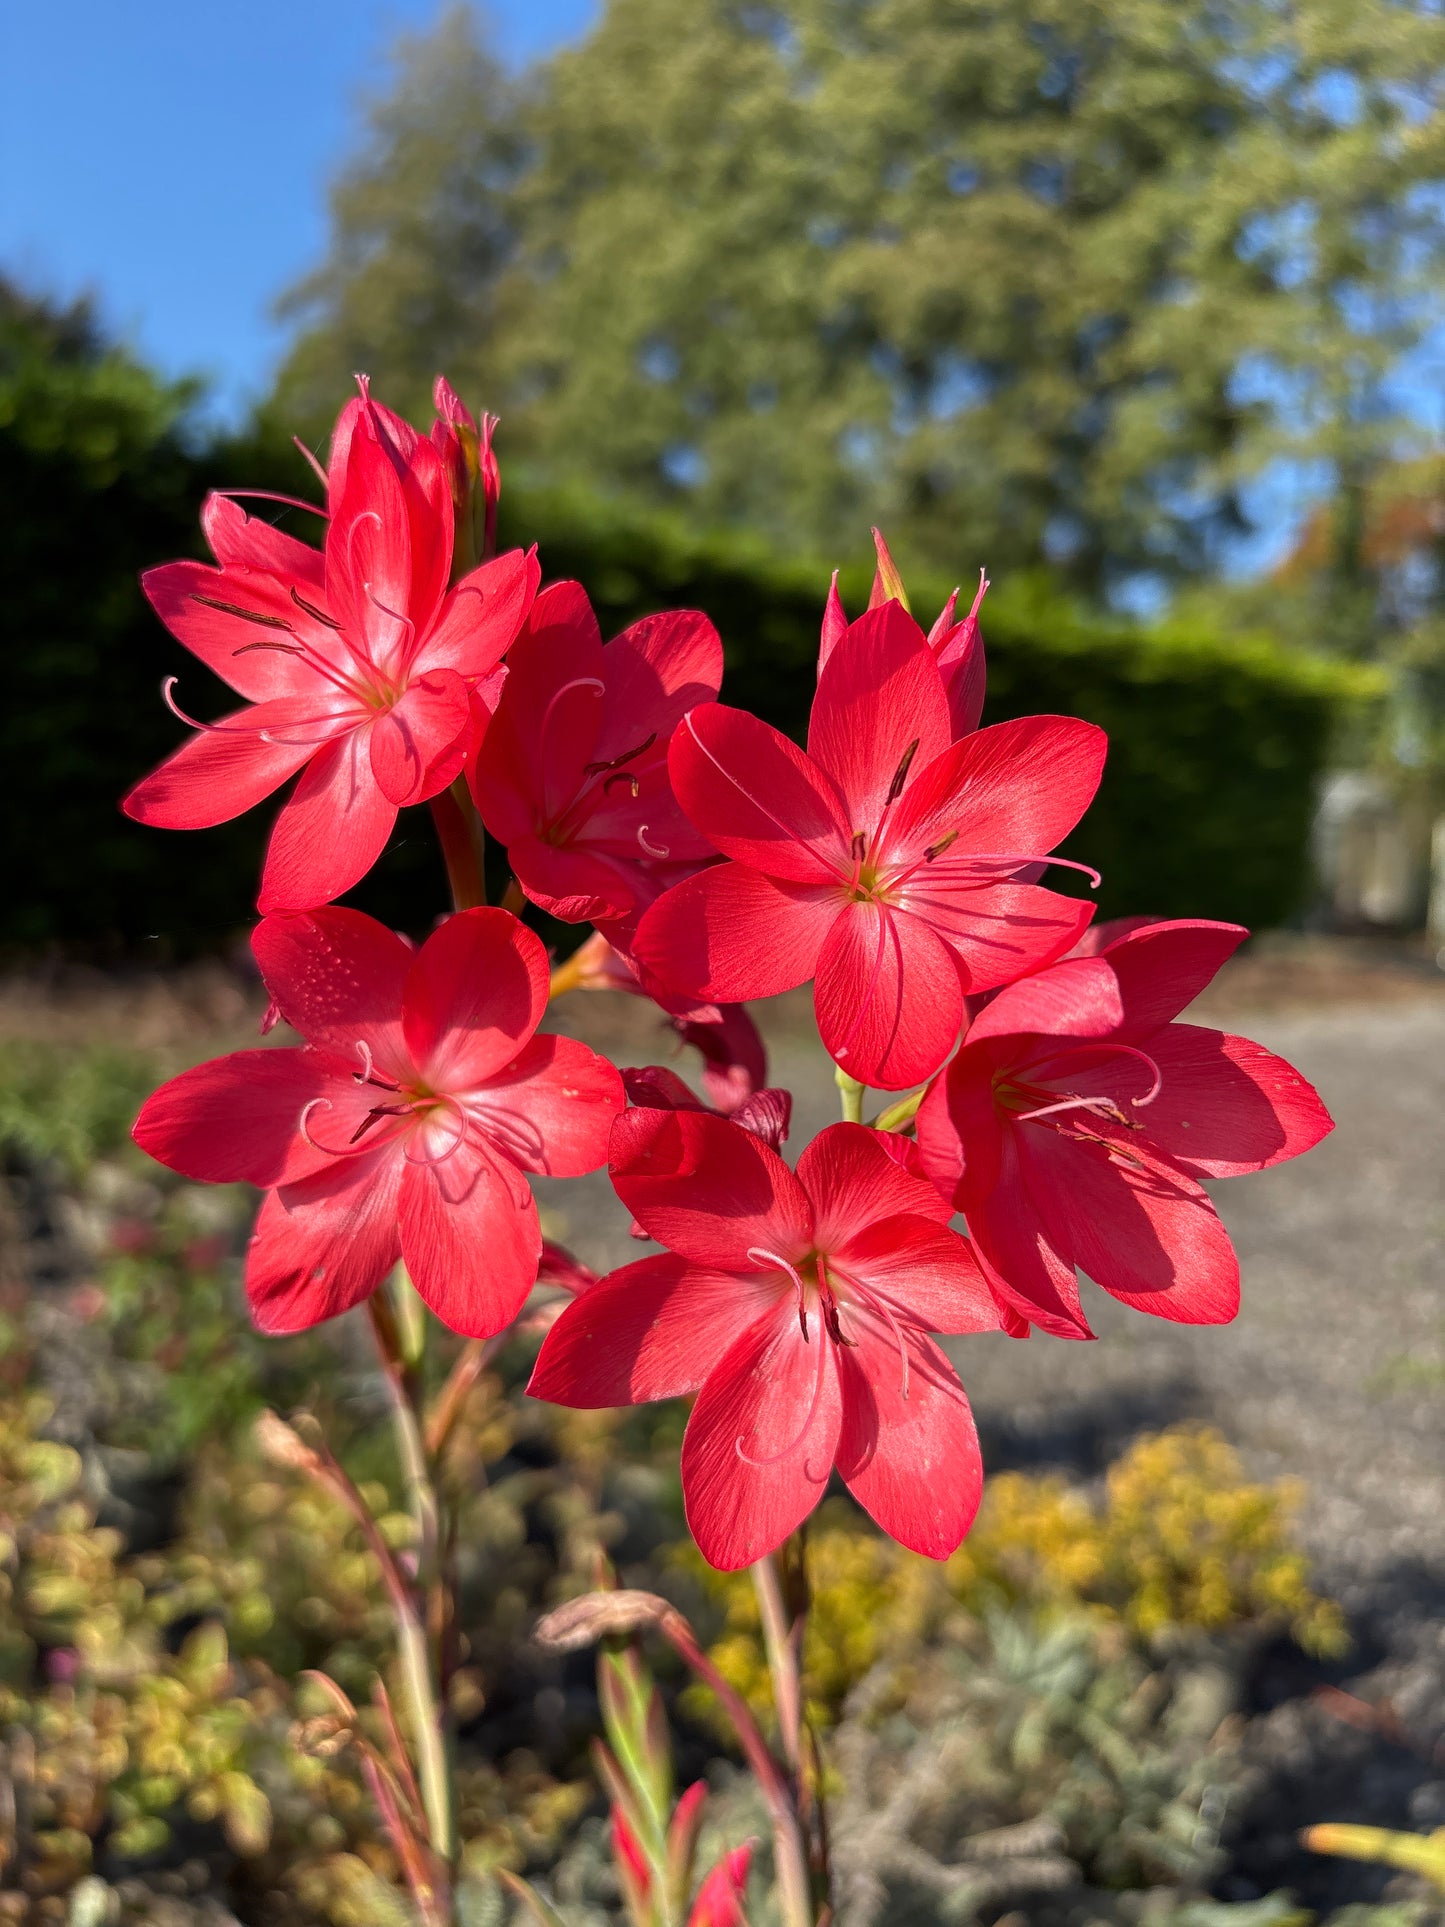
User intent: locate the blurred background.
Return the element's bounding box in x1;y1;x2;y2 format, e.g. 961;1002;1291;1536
2;5;1443;1926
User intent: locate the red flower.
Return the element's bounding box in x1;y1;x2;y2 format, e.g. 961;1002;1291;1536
820;528;988;737
915;919;1333;1338
633;601;1106;1090
470;581;723;941
688;1842;754;1926
125;380;538;912
133;906;623;1337
528;1109;1000;1569
563;929;769;1114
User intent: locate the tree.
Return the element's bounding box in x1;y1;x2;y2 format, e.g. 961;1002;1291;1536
276;0;1445;595
270;5;527;435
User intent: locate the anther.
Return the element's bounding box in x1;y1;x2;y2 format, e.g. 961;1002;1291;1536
851;831;867;863
924;831;959;862
289;585;343;630
886;738;920;803
189;593;293;630
583;733;656;778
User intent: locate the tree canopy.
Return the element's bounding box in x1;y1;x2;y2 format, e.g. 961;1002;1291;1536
273;0;1445;598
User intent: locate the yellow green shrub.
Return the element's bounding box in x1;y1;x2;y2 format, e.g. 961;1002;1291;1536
687;1425;1345;1734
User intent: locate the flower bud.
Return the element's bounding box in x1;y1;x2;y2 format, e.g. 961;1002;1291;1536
431;375;501;576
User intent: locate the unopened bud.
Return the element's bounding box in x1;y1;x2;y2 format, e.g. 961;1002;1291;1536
431;375;502;575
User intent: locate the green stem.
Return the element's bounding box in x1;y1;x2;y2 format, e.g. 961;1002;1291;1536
871;1085;926;1132
366;1295;458;1878
429;782;487;910
751;1553;802;1773
834;1065;865;1124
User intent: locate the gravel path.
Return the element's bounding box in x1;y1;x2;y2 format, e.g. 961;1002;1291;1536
544;978;1445;1618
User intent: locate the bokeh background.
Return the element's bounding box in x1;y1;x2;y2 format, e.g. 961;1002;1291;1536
2;5;1443;1926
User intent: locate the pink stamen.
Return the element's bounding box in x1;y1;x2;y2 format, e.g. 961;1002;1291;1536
747;1246;810;1338
1015;1093;1120;1124
216;488;328;519
402;1094;469;1167
161;677;254;735
352;1040;401;1091
1051;1040;1164;1107
826;1256;911;1401
636;825;671;858
297;1098;374;1159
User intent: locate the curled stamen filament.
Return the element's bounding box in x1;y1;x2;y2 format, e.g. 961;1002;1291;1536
162;678;255;735
831;1259;911;1401
1015;1093;1122;1125
747;1246;810;1338
1065;1041;1163;1107
298;1098;375;1159
402;1094;469;1166
637;825;671;858
352;1040;401;1090
736;1319;830;1466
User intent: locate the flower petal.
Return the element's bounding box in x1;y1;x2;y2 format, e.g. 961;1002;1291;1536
399;1137;540;1337
915;1043;1006;1205
968;1132;1094;1338
527;1253;778;1406
470;611;606;838
133;1048;354;1186
201;492;326;591
633;864;841;1004
368;668;474;807
807;602;950;833
814;902;962;1090
257;728;399;912
508;834;638;923
610;1106;813;1268
898;878;1094;995
402;906;548;1086
797;1121;953;1245
832;1215;999;1334
123;709;318;829
246;1154;403;1333
420;547;540;678
1099;920;1250;1035
1134;1023;1333;1177
592;609;724;763
252;906;414;1074
669;703;851;883
887;716;1106;863
835;1317;982;1558
1020;1126;1239;1324
681;1307;842;1569
471;1032;625;1177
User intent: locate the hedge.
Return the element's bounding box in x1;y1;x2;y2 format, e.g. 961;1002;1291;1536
2;418;1376;952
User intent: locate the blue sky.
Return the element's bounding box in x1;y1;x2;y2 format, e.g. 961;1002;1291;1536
0;2;595;422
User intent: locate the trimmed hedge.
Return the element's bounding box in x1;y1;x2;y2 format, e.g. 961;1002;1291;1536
2;417;1376;951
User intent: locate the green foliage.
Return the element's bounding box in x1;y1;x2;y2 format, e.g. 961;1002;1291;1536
0;1040;159;1176
274;0;1445;596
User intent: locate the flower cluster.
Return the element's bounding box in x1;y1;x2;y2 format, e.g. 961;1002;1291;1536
131;380;1333;1575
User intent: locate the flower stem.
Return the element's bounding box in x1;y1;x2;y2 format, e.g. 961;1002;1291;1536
835;1066;866;1124
655;1611;815;1927
430;780;488;910
751;1553;803;1773
367;1291;458;1879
